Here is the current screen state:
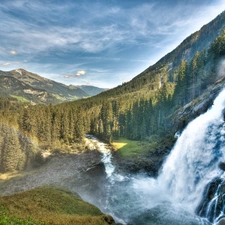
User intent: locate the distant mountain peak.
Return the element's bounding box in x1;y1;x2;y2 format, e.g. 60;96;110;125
14;69;23;75
79;85;108;96
0;69;108;104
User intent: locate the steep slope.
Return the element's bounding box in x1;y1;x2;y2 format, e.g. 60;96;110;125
0;186;117;225
74;10;225;142
97;11;225;98
0;69;89;104
0;75;58;104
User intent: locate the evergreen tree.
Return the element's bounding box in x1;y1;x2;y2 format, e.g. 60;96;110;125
1;127;22;172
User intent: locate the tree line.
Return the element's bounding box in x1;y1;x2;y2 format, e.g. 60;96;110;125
0;26;225;172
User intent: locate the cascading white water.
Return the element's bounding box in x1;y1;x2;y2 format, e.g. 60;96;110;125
131;88;225;224
84;89;225;224
85;134;115;177
158;88;225;210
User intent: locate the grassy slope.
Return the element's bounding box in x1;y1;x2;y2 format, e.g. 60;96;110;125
0;186;117;225
112;137;148;157
10;95;30;103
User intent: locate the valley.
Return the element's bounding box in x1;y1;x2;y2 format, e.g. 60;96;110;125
1;5;225;225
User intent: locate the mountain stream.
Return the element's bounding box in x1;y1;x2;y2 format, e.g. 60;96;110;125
84;88;225;225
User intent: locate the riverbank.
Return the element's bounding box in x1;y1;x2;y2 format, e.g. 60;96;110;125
0;147;125;224
110;135;175;176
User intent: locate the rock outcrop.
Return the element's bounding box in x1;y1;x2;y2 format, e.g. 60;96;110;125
170;77;225;134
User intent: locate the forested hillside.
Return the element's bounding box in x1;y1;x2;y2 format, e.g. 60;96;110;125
0;69;90;104
1;11;225;172
79;85;108;96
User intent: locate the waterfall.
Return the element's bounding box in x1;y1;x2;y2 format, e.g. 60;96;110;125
158;88;225;210
131;88;225;224
84;88;225;224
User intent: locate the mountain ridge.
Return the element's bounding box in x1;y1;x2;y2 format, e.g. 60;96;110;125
95;11;225;99
1;10;225;170
0;69;106;104
62;10;225;145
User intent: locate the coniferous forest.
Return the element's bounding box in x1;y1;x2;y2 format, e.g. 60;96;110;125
0;11;225;171
2;2;225;225
1;12;225;173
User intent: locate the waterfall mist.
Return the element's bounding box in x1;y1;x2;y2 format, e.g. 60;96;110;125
129;88;225;224
81;88;225;225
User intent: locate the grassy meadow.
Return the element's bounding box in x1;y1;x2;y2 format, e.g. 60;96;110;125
112;137;148;157
0;186;117;225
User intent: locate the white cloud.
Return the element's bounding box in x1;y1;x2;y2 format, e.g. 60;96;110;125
64;70;86;79
76;70;86;76
9;50;17;55
0;62;12;66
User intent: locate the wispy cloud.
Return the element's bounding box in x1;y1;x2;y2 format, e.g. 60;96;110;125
64;70;86;79
0;62;12;66
0;61;20;67
64;75;75;79
0;0;225;88
0;2;160;55
1;0;224;57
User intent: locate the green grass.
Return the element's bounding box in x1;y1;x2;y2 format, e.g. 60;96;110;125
112;137;147;157
10;95;29;103
0;186;117;225
0;206;44;225
52;94;66;101
52;94;79;102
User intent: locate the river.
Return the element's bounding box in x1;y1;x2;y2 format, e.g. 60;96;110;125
1;90;225;224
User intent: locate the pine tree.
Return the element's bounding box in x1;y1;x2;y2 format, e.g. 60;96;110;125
1;127;22;172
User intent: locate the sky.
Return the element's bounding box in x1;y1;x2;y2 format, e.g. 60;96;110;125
0;0;225;88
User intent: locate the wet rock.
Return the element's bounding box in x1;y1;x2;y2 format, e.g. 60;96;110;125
218;218;225;225
219;162;225;171
196;177;225;223
170;80;225;135
0;149;103;196
112;151;163;177
196;177;222;219
222;108;225;121
102;215;115;224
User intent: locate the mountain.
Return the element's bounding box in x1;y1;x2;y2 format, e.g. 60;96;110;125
78;10;225;141
97;11;225;99
79;85;108;96
1;11;225;173
0;69;89;104
0;75;58;104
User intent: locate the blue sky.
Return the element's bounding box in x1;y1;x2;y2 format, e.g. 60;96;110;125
0;0;225;88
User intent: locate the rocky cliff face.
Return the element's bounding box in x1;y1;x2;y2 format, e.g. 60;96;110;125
170;77;225;134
